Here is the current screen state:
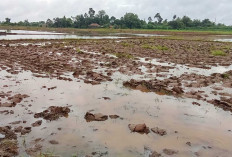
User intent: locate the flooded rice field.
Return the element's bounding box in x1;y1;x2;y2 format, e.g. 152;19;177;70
0;30;166;40
0;36;232;157
0;30;128;40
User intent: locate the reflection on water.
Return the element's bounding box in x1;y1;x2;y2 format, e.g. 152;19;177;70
114;33;167;37
0;67;232;156
0;34;128;40
0;29;168;40
214;39;232;42
0;29;65;35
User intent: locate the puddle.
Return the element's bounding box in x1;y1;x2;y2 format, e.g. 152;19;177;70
0;29;130;40
0;38;232;156
0;67;232;156
0;34;128;40
138;57;232;77
0;29;65;35
215;39;232;42
0;30;169;40
113;33;167;37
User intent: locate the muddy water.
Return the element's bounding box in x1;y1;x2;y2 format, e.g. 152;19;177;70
0;30;168;40
139;57;232;78
0;34;128;40
0;65;232;156
0;30;129;40
0;29;65;35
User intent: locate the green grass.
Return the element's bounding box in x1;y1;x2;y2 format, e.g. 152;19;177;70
141;44;156;50
121;42;134;47
76;47;84;53
114;52;134;59
156;45;169;50
221;73;230;79
211;50;227;56
141;44;169;51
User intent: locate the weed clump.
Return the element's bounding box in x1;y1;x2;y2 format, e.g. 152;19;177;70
141;44;156;50
156;45;169;50
114;52;134;59
76;48;84;54
211;50;226;56
141;44;169;51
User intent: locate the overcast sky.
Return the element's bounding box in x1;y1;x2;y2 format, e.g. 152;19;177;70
0;0;231;25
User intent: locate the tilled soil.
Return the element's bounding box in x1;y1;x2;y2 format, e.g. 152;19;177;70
0;37;232;156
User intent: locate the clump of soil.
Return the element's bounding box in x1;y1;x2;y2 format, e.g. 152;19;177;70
208;99;232;112
31;120;42;127
128;123;150;134
0;126;18;156
0;94;29;107
163;148;178;155
49;140;59;145
150;151;161;157
25;144;42;156
151;127;167;136
85;112;108;122
123;79;184;96
34;106;70;121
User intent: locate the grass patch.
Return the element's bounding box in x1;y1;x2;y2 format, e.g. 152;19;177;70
156;45;169;50
76;47;84;53
221;73;230;79
211;50;226;56
141;44;169;51
114;52;134;59
121;42;133;47
141;44;156;50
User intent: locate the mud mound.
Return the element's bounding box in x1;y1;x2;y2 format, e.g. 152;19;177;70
34;106;70;121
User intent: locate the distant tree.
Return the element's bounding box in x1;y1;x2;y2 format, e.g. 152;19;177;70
168;17;184;29
122;13;142;29
46;19;53;27
73;14;85;28
84;13;88;18
24;19;30;26
154;13;163;24
192;19;201;27
181;16;192;27
88;8;95;18
201;19;214;27
97;10;106;19
110;16;116;24
5;18;11;24
173;15;177;20
148;17;152;23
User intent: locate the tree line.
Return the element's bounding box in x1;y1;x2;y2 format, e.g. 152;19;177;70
1;8;231;30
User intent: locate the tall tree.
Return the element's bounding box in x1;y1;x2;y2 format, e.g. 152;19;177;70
148;17;152;23
122;13;141;29
5;18;11;24
154;13;163;24
88;8;95;18
173;15;177;20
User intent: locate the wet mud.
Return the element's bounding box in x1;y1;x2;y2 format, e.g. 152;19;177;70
0;37;232;156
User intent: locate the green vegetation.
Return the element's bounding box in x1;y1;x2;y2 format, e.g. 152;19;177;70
141;44;156;50
156;45;169;50
1;8;232;31
211;50;227;56
121;42;134;47
141;44;169;51
37;150;56;157
76;47;84;53
221;73;230;79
